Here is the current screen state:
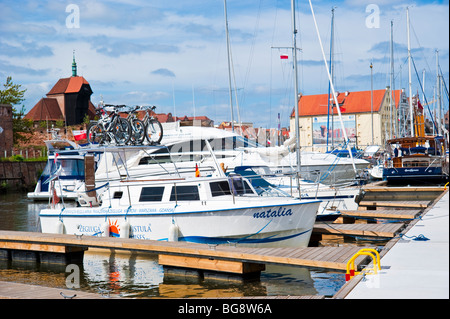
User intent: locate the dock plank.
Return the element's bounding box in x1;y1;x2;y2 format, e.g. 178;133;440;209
313;223;404;238
340;209;421;219
358;200;430;208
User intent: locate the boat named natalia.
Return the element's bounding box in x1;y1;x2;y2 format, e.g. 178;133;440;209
39;148;321;248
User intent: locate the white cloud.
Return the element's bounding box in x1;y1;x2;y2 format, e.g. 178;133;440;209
1;0;447;128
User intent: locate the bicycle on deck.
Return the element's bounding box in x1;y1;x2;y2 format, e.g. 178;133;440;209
126;105;146;145
87;104;131;145
139;105;163;145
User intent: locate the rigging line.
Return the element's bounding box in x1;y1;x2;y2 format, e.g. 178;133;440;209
411;55;438;132
409;20;433;75
228;40;242;128
236;0;264;128
269;0;280;129
308;0;357;175
243;0;263;91
439;66;450;103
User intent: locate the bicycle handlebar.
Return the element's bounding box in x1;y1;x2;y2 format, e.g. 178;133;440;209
96;104;157;114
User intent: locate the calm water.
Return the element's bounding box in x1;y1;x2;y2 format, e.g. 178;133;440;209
0;192;346;298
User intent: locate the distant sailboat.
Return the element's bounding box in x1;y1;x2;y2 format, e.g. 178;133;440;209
381;7;449;185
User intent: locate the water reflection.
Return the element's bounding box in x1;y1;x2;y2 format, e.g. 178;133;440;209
0;193;347;298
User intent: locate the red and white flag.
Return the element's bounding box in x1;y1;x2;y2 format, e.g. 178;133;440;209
73;130;87;141
280;54;289;60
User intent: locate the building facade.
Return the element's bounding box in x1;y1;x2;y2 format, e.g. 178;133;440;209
0;104;13;153
290;87;408;152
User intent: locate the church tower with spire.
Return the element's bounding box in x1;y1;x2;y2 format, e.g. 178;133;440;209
72;50;77;77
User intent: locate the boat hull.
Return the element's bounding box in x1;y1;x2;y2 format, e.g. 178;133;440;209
383;167;449;185
39;199;320;248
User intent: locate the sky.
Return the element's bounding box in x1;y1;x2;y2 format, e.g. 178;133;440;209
0;0;448;129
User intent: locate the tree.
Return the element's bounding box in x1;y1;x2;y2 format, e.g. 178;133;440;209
0;77;32;145
0;76;26;105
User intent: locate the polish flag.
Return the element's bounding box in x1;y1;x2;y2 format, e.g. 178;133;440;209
280;55;289;60
73;130;87;141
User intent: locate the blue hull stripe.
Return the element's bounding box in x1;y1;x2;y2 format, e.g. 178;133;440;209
40;200;321;217
158;228;312;245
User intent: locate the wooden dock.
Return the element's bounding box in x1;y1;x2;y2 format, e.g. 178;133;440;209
0;230;372;272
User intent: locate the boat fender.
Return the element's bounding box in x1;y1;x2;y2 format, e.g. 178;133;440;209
55;219;65;234
354;190;365;204
120;220;130;238
101;222;110;237
169;223;179;242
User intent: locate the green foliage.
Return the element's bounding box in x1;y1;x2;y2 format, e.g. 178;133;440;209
0;76;32;145
83;113;90;125
55;119;65;128
39;121;48;129
0;76;26;105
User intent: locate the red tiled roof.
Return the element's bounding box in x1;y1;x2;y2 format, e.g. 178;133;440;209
24;98;63;121
291;89;403;117
47;76;90;95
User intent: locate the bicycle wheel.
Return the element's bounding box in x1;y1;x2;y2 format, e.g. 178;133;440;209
87;122;104;144
130;119;145;145
114;117;131;145
145;119;163;144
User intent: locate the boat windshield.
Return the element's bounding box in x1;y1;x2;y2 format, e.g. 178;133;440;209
42;158;85;177
228;176;255;195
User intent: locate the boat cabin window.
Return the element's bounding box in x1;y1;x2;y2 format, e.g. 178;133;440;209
170;185;200;201
113;191;123;199
210;181;232;197
229;177;254;195
139;187;165;202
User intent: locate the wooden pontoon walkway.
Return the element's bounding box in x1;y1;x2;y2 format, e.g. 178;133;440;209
0;230;370;271
0;281;117;299
339;209;421;220
313;223;404;238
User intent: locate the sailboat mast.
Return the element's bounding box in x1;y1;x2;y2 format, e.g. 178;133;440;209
389;20;394;139
407;7;415;137
291;0;301;196
436;50;442;135
223;0;235;132
326;7;335;151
